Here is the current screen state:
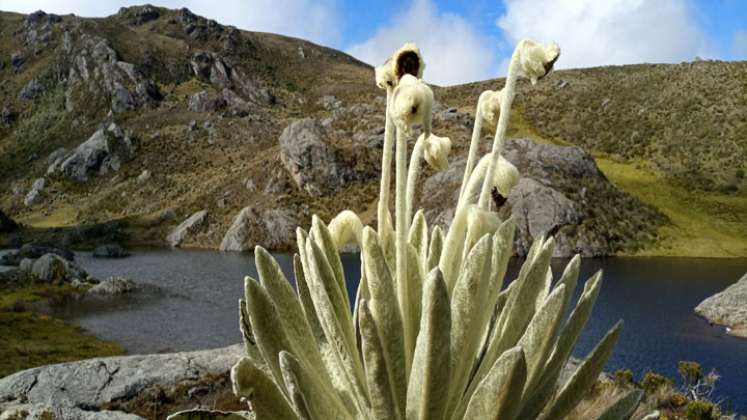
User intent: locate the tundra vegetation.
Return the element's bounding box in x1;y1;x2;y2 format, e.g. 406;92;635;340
169;40;645;420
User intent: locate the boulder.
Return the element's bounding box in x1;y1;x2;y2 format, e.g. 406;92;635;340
167;210;208;247
0;243;74;266
0;345;242;415
695;273;747;338
88;276;137;295
188;90;226;113
279;118;366;196
111;83;138;113
23;178;46;207
137;169;151;183
220;207;296;252
0;209;19;234
507;178;584;256
31;253;69;282
19;79;44;100
1;106;15;124
93;243;130;258
57;123;137;182
421;138;662;257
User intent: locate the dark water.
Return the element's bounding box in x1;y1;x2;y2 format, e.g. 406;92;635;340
4;249;746;411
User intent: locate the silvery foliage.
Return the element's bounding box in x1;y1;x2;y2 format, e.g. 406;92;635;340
169;39;639;420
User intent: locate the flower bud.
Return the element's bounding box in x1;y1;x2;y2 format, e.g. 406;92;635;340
421;133;451;171
478;89;504;129
516;39;560;85
390;74;433;135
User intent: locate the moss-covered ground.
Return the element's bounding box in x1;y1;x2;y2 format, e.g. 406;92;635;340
0;284;124;377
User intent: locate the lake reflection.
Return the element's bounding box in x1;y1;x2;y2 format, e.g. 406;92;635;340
13;249;747;412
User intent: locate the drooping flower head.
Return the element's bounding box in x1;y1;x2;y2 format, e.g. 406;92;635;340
375;42;425;89
390;74;433;135
421;133;452;172
477;89;504;129
516;39;561;85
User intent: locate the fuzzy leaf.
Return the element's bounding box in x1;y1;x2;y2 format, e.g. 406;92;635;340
406;269;451;420
462;347;527;420
360;300;405;420
446;234;493;417
293;253;324;341
362;227;407;414
426;225;443;272
541;320;624;420
596;388;644;420
405;243;423;358
408;209;429;276
279;351;353;420
231;357;296;420
311;215;349;310
255;247;328;380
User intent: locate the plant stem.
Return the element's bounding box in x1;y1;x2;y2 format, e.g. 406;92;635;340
395;127;412;374
478;51;519;209
405;136;425;226
378;88;395;236
459;109;483;201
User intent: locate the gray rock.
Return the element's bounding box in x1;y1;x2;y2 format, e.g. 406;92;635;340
695;273;747;338
507;178;583;256
118;4;161;25
19;79;44;100
93;243;130;258
0;244;74;266
167;210;208;247
220;207;296;251
188;90;225;113
279;118;365;196
24;178;46;207
421;138;660;257
0;403;143;420
111;83;138;113
31;254;69;282
137;169;151;183
318;95;341;110
18;258;34;273
88;276;137;295
0;345;242;413
47;147;67;165
10;52;24;69
58;123;137;182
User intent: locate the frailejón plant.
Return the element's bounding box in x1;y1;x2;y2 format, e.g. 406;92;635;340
169;39;639;420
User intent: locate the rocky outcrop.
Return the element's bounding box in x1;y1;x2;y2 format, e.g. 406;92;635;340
23;178;45;207
117;4;161;25
220;206;296;252
422;138;662;257
0;243;74;266
695;273;747;338
167;210;208;247
52;123;137;182
0;209;19;234
19;78;44;100
29;253;88;283
88;276;137;295
93;243;130;258
0;345;243;418
189;51;273;105
279;118;371;196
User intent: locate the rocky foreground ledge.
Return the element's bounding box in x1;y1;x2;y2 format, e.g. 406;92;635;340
0;345;245;419
695;273;747;338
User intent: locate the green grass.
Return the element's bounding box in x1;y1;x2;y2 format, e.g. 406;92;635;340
0;284;124;378
597;157;747;257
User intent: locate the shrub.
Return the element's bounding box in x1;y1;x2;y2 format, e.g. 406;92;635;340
678;361;703;386
641;372;672;394
686;400;715;420
614;368;634;386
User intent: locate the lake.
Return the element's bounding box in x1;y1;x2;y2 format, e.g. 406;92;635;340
5;249;747;412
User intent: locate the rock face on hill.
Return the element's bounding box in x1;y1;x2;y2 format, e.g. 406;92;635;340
422;138;662;257
0;5;671;256
0;345;245;419
695;273;747;338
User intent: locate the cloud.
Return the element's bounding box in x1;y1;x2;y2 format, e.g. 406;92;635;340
734;30;747;59
0;0;340;46
347;0;496;86
497;0;712;69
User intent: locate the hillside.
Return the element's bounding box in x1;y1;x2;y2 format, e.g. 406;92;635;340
0;6;745;257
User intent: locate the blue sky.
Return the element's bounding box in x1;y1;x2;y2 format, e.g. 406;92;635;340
2;0;746;86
